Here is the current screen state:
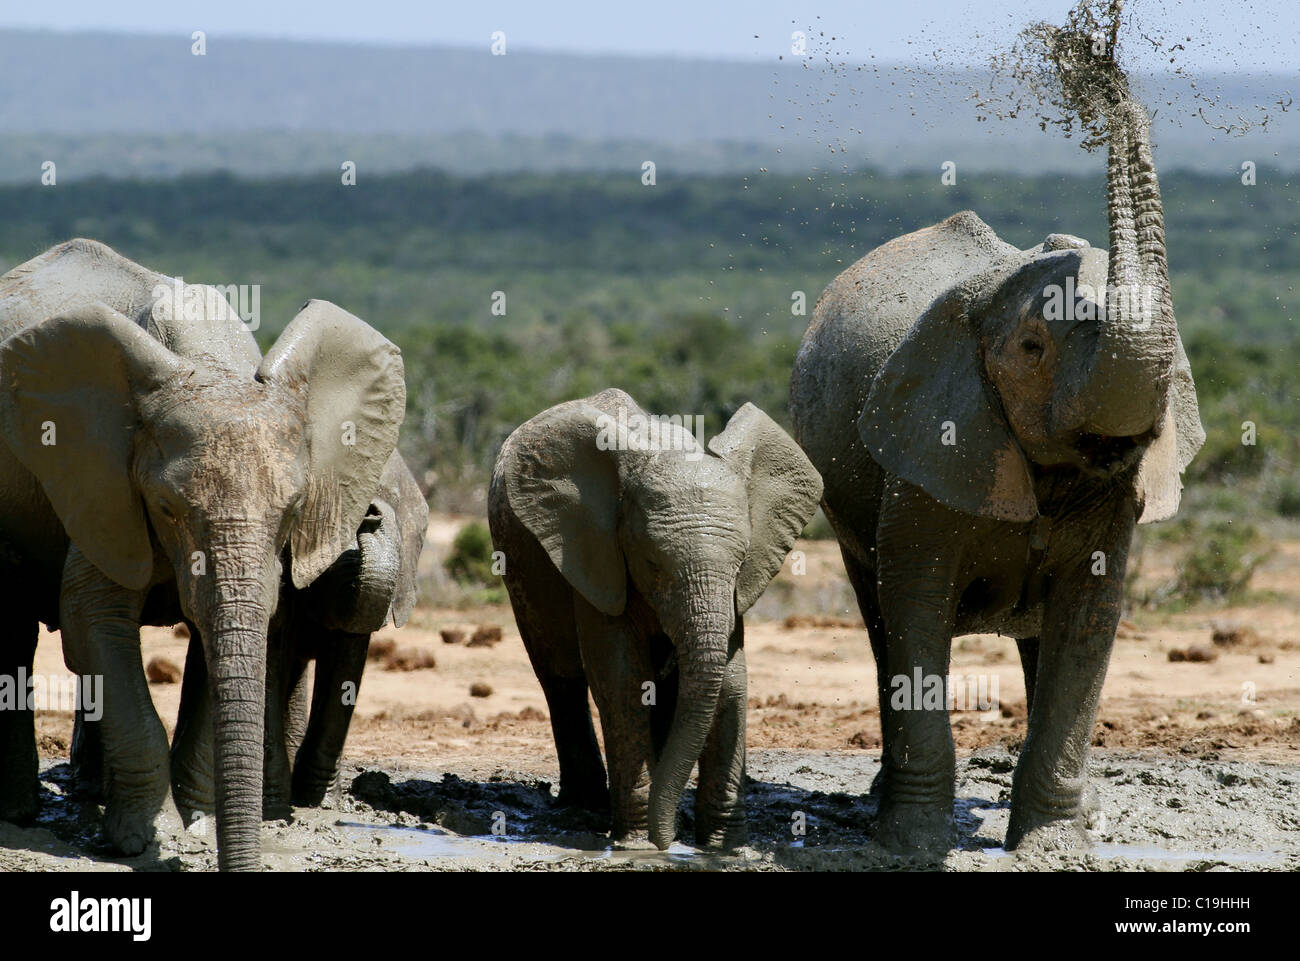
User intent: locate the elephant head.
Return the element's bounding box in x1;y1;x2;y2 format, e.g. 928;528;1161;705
500;389;822;848
859;100;1203;523
0;299;403;870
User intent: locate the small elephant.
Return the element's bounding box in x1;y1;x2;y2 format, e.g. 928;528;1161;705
489;389;822;849
160;448;428;822
789;101;1203;852
0;240;405;870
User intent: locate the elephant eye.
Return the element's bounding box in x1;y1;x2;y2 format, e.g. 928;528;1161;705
1020;337;1044;357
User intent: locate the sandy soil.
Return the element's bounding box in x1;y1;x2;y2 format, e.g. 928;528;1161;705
5;528;1299;871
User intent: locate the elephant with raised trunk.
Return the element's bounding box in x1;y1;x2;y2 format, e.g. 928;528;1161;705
489;389;821;850
0;239;404;870
789;100;1203;852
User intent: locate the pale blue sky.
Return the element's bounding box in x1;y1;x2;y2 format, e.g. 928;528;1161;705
0;0;1295;70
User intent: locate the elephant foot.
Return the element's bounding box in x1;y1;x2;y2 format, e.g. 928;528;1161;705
262;796;294;822
695;805;747;851
557;779;610;813
290;766;336;808
695;822;747;852
1005;812;1088;853
874;799;954;856
102;802;157;856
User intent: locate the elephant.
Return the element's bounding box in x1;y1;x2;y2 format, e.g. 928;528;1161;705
488;388;822;849
0;239;405;870
161;448;428;822
789;99;1204;853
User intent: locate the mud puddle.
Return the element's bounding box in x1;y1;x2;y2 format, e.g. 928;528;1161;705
3;747;1298;871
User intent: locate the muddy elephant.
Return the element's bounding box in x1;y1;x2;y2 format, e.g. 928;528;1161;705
0;239;404;870
789;100;1204;852
160;449;428;822
489;389;822;849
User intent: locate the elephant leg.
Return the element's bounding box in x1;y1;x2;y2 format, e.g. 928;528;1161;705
873;488;961;853
71;707;105;802
573;598;653;844
1015;636;1040;718
261;612;297;821
506;565;607;812
0;616;40;823
695;620;747;850
292;628;367;807
285;661;310;763
170;628;215;825
59;548;165;856
1006;506;1133;851
839;545;891;798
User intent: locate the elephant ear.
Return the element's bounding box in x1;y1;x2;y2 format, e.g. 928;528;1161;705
500;397;626;616
258;300;406;589
385;452;429;627
0;303;188;590
858;281;1038;523
708;404;824;614
1136;335;1204;524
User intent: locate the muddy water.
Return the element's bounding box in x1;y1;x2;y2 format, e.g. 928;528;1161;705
3;746;1297;871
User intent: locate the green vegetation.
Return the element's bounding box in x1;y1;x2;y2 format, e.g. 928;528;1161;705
444;521;498;587
0;166;1295;546
1172;519;1274;604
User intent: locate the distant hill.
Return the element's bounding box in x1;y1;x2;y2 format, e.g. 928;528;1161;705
0;29;1295;180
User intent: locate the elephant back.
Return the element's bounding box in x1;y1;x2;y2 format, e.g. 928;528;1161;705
790;211;1021;494
0;239;260;375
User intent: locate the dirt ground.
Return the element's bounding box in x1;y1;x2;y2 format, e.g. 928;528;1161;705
4;521;1299;871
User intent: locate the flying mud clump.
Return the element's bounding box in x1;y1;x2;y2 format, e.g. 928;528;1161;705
979;0;1133;150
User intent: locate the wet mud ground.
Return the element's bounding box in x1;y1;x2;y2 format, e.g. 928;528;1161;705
5;534;1299;871
3;746;1297;872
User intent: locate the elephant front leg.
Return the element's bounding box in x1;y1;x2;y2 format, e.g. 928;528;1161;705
60;548;167;856
292;628;368;807
573;598;654;845
874;492;961;854
694;622;747;850
1006;506;1133;851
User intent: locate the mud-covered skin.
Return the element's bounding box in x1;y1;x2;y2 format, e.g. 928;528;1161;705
0;240;405;871
789;99;1202;853
489;389;821;850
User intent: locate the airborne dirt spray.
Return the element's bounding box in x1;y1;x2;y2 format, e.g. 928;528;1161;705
979;0;1134;150
973;0;1280;148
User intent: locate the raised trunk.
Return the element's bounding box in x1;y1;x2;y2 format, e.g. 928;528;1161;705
1060;101;1177;440
648;590;732;850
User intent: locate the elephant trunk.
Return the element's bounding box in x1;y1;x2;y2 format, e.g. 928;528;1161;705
207;607;269;871
649;585;733;851
1072;100;1176;439
195;531;278;872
